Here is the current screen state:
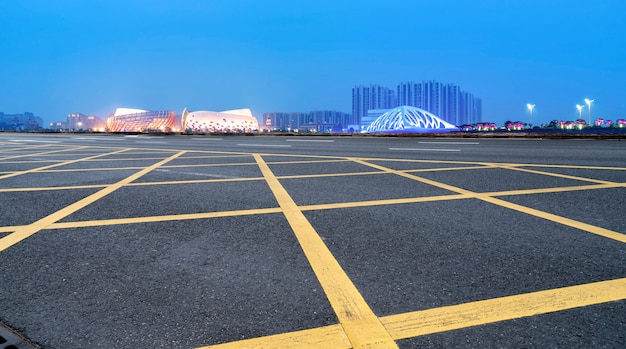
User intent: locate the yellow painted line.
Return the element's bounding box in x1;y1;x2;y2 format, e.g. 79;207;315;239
75;156;179;162
0;151;186;252
350;157;485;166
1;172;620;236
159;159;349;169
127;177;265;186
483;183;624;197
404;165;491;173
32;162;260;173
350;159;475;196
252;152;348;160
0;226;19;233
196;324;351;349
352;159;626;244
163;159;350;166
197;278;626;348
352;157;626;172
0;160;64;164
161;162;259;168
300;194;469;211
0;148;131;180
382;277;626;339
254;154;398;349
497;165;617;184
266;159;353;165
0;196;468;232
0;195;467;232
478;195;626;243
277;171;385;180
176;154;253;159
45;207;283;229
0;184;108;192
0;145;86;161
34;167;152;173
30;150;169;156
520;164;626;171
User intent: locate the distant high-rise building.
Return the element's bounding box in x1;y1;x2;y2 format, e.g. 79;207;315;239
396;81;481;125
352;85;396;127
67;113;86;130
262;110;350;131
263;112;307;130
67;113;106;131
0;111;43;130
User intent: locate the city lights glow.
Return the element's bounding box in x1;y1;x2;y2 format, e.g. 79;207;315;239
526;104;535;126
584;98;594;124
576;104;585;120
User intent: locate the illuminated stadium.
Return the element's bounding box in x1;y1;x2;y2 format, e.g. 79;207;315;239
366;105;458;133
182;108;259;133
106;108;178;132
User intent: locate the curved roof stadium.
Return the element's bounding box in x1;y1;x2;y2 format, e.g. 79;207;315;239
366;106;458;133
182;108;259;133
106;108;177;132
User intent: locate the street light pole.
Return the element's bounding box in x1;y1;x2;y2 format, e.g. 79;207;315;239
576;104;585;120
584;98;594;125
527;104;535;127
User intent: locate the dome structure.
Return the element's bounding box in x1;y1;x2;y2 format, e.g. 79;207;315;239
182;108;259;133
366;106;458;133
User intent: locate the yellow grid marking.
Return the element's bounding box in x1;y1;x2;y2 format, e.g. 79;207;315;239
494;165;620;185
0;184;110;193
0;147;130;180
0;182;620;233
198;278;626;348
514;163;626;170
254;154;398;349
0;144;88;161
483;183;624;197
478;195;626;243
47;207;283;229
0;151;186;252
382;277;626;339
1;144;625;349
351;158;626;244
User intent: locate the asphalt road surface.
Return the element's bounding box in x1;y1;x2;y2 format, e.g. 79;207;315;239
1;133;625;349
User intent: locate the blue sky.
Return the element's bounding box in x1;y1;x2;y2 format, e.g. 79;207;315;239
1;0;625;126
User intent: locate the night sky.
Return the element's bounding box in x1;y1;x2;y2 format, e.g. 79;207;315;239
1;0;625;126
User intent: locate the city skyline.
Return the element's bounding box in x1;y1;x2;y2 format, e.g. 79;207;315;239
1;1;625;127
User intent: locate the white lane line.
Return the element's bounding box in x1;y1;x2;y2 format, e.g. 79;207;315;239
418;141;480;145
237;144;292;148
285;139;335;142
74;136;126;140
124;135;163;139
135;141;168;144
98;137;127;141
9;139;60;143
191;138;223;141
389;148;461;152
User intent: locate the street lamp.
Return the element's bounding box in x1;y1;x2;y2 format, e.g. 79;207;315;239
576;104;585;120
527;103;535;127
584;98;594;125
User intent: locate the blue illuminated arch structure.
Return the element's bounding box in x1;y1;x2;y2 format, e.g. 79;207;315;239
366;106;458;133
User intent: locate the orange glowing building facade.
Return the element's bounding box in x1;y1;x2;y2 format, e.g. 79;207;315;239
106;108;178;132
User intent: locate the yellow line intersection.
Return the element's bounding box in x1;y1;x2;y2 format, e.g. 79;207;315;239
0;144;624;348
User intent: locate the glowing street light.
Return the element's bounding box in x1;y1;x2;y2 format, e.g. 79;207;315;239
527;103;535;127
584;98;594;124
576;104;585;120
